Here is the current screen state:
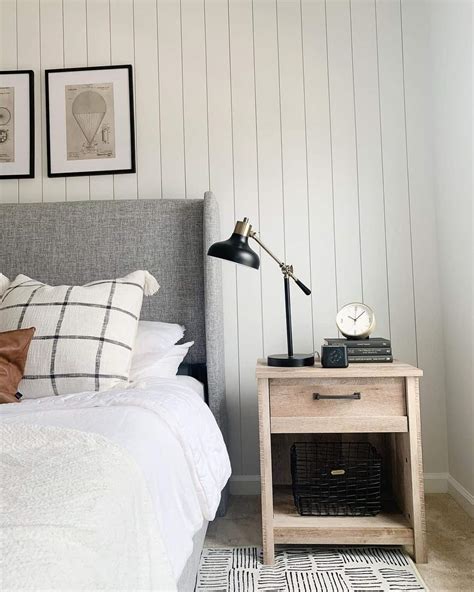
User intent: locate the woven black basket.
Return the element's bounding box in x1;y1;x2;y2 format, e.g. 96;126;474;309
290;441;382;517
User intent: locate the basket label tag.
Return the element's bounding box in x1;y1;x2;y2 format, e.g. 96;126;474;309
331;469;346;476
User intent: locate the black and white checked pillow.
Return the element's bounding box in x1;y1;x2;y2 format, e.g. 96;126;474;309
0;271;159;398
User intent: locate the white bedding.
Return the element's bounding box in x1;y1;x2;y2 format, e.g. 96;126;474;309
1;423;176;591
0;376;231;584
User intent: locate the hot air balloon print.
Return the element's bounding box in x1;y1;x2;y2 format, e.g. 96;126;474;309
65;81;116;161
72;90;107;149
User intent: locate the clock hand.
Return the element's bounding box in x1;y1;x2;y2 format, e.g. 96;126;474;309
355;311;366;321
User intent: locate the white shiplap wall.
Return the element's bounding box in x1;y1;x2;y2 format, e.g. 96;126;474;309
0;0;448;478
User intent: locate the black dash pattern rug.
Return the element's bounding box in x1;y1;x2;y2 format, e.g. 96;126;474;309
196;547;426;591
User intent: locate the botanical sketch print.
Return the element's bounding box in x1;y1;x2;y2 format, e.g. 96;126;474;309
0;87;15;163
65;82;115;160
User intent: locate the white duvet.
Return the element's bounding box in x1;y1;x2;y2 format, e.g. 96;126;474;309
0;377;231;590
0;423;176;591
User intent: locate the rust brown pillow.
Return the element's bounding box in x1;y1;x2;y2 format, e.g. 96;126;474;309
0;327;35;404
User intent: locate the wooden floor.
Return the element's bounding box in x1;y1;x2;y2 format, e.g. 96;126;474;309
206;493;473;591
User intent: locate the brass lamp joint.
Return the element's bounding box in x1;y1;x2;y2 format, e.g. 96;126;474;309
233;217;252;237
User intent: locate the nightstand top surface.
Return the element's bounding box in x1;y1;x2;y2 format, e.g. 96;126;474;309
256;359;423;378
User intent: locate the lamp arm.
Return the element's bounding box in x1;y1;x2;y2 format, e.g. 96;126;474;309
250;231;312;296
249;232;283;267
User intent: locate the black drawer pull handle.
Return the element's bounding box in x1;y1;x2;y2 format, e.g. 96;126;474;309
313;392;361;400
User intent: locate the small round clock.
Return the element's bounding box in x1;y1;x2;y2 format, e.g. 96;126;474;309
336;302;376;339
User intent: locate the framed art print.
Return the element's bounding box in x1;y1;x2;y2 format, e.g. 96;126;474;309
45;65;135;177
0;70;34;179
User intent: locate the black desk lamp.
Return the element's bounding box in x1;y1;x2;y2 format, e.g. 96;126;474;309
208;217;314;367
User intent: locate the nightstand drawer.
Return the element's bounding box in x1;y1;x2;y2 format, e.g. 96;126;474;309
269;377;406;418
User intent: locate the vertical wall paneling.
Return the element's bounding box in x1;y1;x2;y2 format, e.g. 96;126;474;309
276;0;313;352
301;0;338;348
86;0;115;200
40;0;66;202
63;0;91;201
134;0;161;199
110;0;137;199
253;0;286;359
17;0;42;202
430;0;473;494
350;0;390;337
376;0;417;364
156;0;185;198
326;0;362;308
1;0;449;477
0;0;19;203
400;0;448;472
228;0;263;475
181;0;209;198
204;0;241;474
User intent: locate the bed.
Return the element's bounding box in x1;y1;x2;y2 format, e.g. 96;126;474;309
0;193;230;591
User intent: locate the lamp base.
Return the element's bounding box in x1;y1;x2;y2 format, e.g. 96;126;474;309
267;353;315;367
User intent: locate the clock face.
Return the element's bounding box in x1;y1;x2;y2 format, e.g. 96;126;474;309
336;302;376;339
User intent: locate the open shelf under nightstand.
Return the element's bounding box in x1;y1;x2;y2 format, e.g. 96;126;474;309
272;485;413;546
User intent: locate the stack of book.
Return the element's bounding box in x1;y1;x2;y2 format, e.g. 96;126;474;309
324;337;393;363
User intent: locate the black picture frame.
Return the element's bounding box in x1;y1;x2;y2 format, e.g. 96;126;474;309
0;70;35;179
45;65;135;178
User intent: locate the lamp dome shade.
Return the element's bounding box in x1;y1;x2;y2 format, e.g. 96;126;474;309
207;233;260;269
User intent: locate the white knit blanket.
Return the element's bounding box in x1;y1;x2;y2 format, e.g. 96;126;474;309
0;424;176;591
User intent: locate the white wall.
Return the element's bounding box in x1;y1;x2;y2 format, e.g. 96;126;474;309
0;0;449;483
430;0;473;507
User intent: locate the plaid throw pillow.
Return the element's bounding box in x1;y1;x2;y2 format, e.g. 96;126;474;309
0;270;159;398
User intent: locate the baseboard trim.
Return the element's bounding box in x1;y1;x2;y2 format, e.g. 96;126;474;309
230;472;473;511
423;472;449;493
229;475;261;495
447;475;474;517
231;474;450;496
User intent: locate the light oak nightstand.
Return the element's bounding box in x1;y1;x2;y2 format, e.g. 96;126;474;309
256;360;427;565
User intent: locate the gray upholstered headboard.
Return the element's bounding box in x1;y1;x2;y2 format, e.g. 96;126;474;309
0;192;226;438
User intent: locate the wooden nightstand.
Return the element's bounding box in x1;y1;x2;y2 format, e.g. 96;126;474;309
256;360;427;564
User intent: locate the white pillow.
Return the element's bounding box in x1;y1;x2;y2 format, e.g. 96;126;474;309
0;270;159;398
130;341;194;381
133;320;184;359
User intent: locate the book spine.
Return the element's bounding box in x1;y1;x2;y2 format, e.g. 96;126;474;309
348;355;393;363
325;340;391;347
347;347;392;355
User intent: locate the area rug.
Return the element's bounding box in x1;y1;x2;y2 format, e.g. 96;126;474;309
196;547;427;591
